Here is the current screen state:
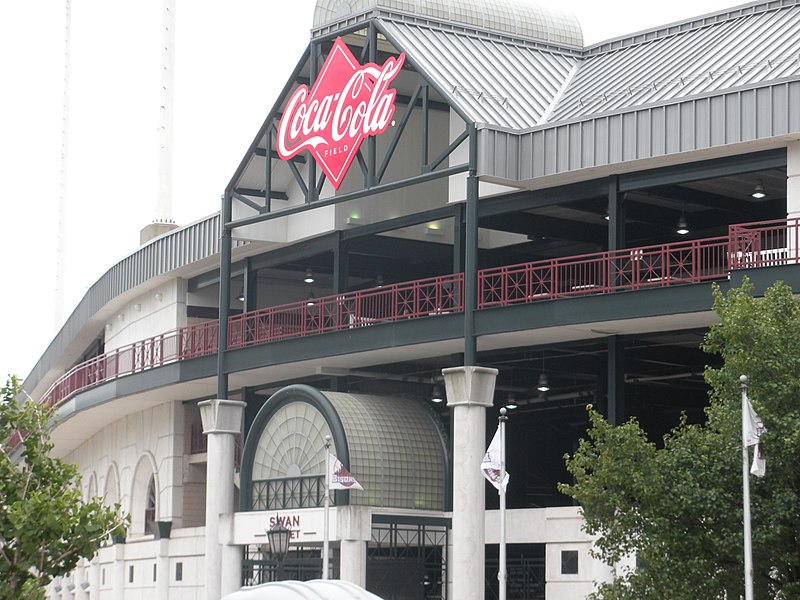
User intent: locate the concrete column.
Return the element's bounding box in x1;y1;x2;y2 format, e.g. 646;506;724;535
220;513;243;596
74;563;88;600
787;141;800;218
89;560;101;600
112;543;125;600
156;538;169;600
199;399;245;600
338;506;371;586
61;575;75;600
442;366;498;600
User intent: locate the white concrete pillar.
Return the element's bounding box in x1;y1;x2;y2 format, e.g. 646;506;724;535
337;506;371;586
220;513;243;596
787;141;800;219
442;366;498;600
156;538;170;600
199;399;245;600
74;562;88;600
112;543;125;600
50;576;63;599
89;559;101;600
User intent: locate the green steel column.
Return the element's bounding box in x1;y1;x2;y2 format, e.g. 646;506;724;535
217;191;232;400
333;232;349;295
464;125;478;366
607;335;625;426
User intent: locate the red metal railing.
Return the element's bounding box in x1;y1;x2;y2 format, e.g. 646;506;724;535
729;217;800;269
227;274;464;349
478;236;730;308
34;218;800;411
39;320;219;408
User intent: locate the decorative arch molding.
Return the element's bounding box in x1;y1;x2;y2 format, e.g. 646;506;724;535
129;452;160;537
103;463;121;508
85;471;98;502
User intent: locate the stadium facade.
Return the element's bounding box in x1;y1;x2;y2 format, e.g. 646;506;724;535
24;0;800;598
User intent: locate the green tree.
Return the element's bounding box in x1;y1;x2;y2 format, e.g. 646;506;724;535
559;280;800;599
0;376;127;599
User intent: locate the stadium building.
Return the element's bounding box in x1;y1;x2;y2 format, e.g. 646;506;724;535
24;0;800;598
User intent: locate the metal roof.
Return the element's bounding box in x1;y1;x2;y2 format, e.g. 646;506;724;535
377;1;800;129
379;19;578;129
551;1;800;121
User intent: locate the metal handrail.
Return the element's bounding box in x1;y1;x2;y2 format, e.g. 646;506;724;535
35;218;800;410
227;274;464;349
478;236;730;308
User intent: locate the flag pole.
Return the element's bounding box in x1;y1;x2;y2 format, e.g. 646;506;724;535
323;434;331;581
740;375;754;600
499;407;508;600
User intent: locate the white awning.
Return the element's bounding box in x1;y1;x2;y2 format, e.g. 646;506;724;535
222;579;385;600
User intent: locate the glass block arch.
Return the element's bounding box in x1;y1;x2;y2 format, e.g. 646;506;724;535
240;385;449;512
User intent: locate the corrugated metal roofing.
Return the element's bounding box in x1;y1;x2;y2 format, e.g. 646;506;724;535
379;19;578;128
544;2;800;121
377;2;800;129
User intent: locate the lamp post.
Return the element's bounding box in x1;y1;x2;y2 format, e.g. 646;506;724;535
267;519;291;581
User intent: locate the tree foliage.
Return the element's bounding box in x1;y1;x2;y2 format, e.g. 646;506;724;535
559;280;800;599
0;376;127;599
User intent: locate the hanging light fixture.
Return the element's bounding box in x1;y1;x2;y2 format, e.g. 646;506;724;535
536;373;550;393
237;287;245;302
505;393;518;410
751;180;767;199
676;202;689;235
430;384;444;403
304;268;315;284
375;274;384;288
306;291;316;307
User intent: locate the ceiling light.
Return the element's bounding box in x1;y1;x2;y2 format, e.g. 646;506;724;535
676;214;689;235
505;393;518;410
430;385;444;403
536;373;550;393
304;268;315;284
376;274;384;288
306;291;316;307
237;288;245;302
751;180;766;199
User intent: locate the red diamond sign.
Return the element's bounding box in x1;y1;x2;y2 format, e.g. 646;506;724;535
276;37;405;190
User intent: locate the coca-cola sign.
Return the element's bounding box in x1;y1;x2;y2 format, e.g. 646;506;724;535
277;37;405;190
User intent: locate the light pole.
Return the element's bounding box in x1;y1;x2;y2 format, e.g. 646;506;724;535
267;519;291;581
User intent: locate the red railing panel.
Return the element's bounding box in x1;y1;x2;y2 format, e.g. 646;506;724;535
729;218;800;269
227;274;464;349
478;236;730;308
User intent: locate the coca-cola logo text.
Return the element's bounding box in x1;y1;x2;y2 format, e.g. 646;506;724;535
277;38;405;189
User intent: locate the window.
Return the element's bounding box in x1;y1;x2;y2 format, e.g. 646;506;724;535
561;550;578;575
144;476;156;534
175;562;183;582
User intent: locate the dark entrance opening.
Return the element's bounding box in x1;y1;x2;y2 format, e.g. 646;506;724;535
367;517;449;600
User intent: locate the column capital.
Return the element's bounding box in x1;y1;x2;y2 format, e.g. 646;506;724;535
199;399;246;435
442;366;498;408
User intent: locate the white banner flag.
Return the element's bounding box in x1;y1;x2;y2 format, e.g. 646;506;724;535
481;427;509;492
328;454;363;490
743;396;767;477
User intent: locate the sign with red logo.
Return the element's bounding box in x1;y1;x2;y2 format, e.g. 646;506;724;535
277;37;405;190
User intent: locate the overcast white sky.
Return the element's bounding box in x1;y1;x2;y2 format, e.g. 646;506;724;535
0;0;744;381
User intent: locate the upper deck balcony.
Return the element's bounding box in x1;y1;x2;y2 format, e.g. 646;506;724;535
36;217;800;412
